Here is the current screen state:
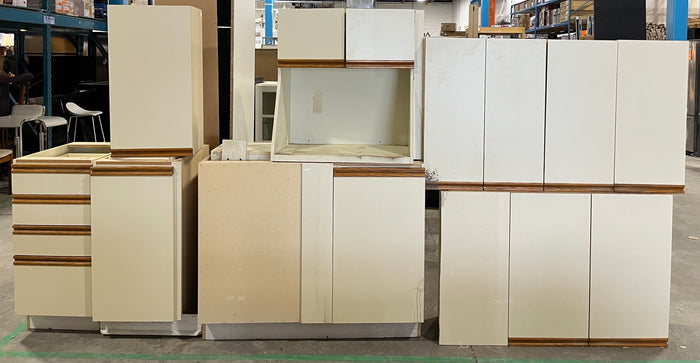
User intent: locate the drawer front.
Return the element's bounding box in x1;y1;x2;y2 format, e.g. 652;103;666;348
12;173;91;195
13;204;90;226
277;9;345;63
14;234;91;256
14;265;92;317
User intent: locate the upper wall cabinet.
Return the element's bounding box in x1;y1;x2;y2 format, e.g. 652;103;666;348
545;41;617;187
614;40;687;189
108;5;203;157
277;9;346;68
483;39;546;188
345;9;415;68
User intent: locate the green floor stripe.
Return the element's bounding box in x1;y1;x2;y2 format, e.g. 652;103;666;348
0;321;26;351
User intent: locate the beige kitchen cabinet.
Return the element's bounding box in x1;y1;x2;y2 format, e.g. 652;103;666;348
439;192;509;345
108;5;203;157
345;9;415;67
277;9;345;67
12;143;109;320
90;146;208;322
198;161;302;324
589;194;673;346
332;167;424;323
509;193;590;344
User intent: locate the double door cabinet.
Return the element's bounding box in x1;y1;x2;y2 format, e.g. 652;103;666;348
198;161;424;326
440;192;673;346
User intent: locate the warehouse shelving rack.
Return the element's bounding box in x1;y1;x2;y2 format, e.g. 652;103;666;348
510;0;592;37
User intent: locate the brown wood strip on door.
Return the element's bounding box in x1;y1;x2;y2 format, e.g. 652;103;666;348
278;59;345;68
91;165;174;177
334;167;425;178
425;181;484;191
12;195;91;205
110;148;193;158
483;183;544;192
544;184;615;193
508;338;589;346
589;338;668;347
345;60;415;69
11;163;91;174
13;225;91;236
613;184;684;194
14;255;91;266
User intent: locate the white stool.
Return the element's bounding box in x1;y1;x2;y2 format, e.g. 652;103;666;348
38;116;68;151
66;102;106;142
0;104;44;157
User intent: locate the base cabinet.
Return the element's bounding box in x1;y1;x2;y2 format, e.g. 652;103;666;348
590;194;673;341
509;193;591;341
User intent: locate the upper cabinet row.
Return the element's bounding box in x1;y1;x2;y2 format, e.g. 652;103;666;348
277;9;417;68
424;39;688;189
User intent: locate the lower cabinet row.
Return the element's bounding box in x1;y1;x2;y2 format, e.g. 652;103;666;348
440;192;673;346
198;161;425;324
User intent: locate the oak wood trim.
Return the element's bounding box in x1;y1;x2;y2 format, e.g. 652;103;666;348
13;225;91;236
613;184;684;194
544;184;615;193
346;60;415;69
91;165;174;177
508;338;589;347
425;181;483;191
278;59;345;68
12;194;90;205
334;167;425;178
14;159;93;164
14;260;91;267
14;255;91;262
110;148;193;158
483;183;544;192
589;338;668;347
11;163;91;174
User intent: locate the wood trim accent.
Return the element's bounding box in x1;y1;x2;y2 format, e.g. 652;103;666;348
13;255;91;267
12;194;90;205
11;163;91;174
425;181;483;191
333;167;425;178
13;225;91;236
483;183;544;192
278;59;345;68
613;184;684;194
589;338;668;347
91;165;174;177
110;148;193;158
508;338;589;347
14;159;93;164
544;184;615;193
345;60;415;69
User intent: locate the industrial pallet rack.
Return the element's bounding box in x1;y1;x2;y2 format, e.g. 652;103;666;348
510;0;592;37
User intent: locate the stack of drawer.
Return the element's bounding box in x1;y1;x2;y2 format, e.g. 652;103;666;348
12;143;110;318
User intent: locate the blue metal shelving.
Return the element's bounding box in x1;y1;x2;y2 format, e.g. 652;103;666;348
510;0;576;37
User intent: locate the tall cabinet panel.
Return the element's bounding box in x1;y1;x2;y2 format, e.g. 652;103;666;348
484;39;546;186
333;176;424;323
545;41;617;186
509;193;591;341
439;192;509;345
590;194;673;341
614;40;687;187
424;38;486;183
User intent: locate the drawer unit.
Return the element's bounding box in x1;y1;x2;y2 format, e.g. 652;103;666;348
277;9;345;67
14;263;92;317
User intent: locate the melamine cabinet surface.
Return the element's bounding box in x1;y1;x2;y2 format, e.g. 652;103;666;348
345;9;415;64
278;9;345;63
439;192;509;345
509;193;590;339
590;194;673;339
15;265;92;317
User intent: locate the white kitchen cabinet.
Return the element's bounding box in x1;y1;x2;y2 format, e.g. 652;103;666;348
91;147;207;322
509;193;590;343
345;9;415;67
277;9;345;67
614;40;687;189
545;40;617;188
424;38;486;185
198;161;302;324
15;264;92;317
484;39;546;188
590;194;673;344
439;192;509;345
108;6;203;157
271;68;413;164
332;172;424;323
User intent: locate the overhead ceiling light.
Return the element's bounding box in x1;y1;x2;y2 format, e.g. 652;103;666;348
19;29;27;32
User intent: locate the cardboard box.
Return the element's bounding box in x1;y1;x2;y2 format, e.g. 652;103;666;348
441;23;457;32
5;0;28;6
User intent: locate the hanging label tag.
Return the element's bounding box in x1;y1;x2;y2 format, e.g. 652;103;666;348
43;16;55;25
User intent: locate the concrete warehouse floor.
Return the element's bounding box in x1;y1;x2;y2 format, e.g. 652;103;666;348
0;159;700;363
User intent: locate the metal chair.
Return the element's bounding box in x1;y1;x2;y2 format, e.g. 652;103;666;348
66;102;105;142
0;149;13;194
0;104;44;157
37;116;68;150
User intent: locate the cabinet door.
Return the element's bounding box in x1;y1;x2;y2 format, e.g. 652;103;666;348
91;164;180;322
615;41;687;186
15;265;92;317
545;41;617;185
333;176;424;323
424;38;486;184
590;194;672;340
509;193;590;340
345;9;415;64
198;162;301;324
440;192;509;345
484;39;546;186
277;9;345;63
